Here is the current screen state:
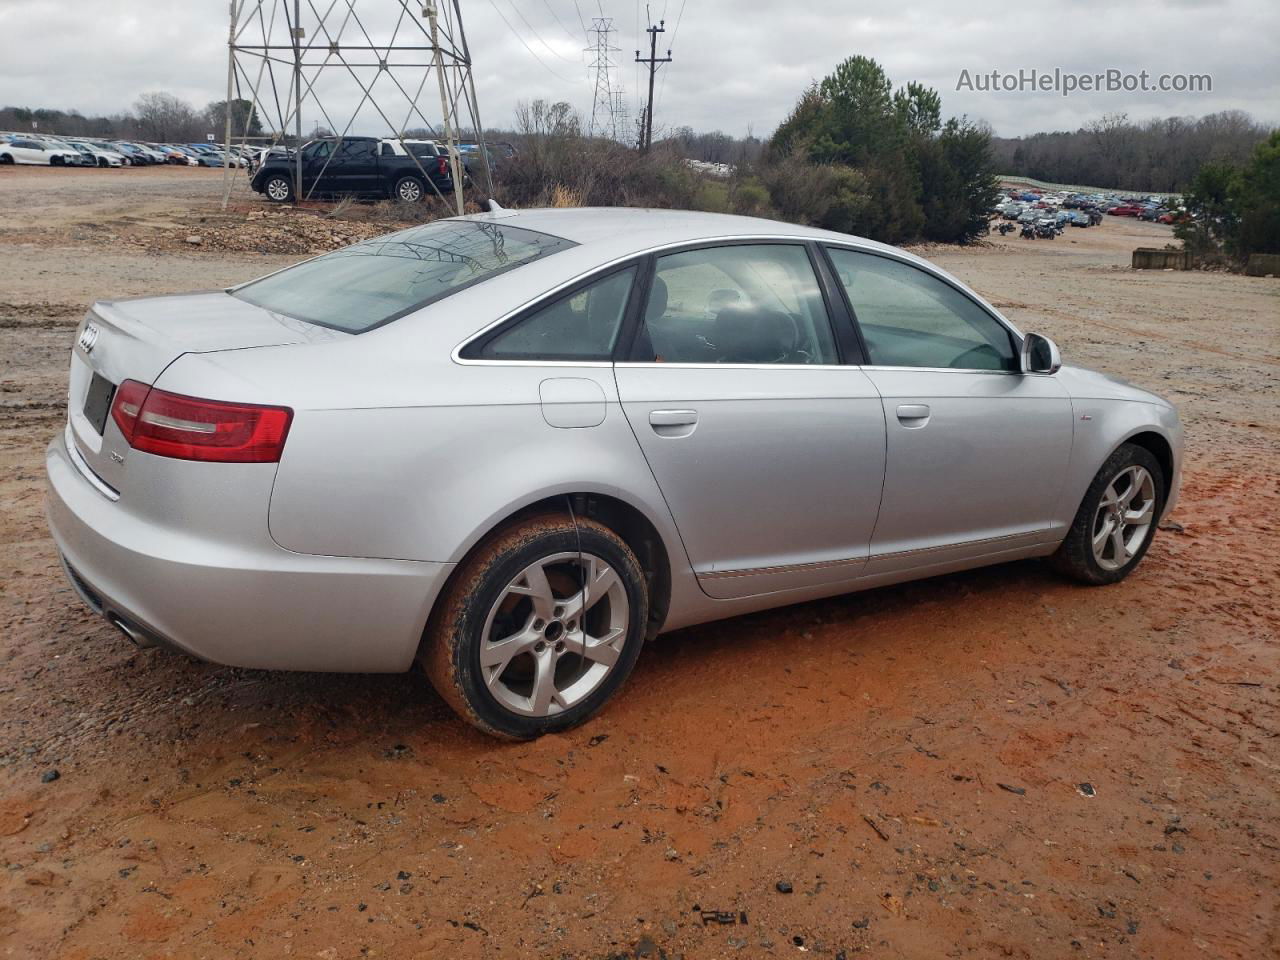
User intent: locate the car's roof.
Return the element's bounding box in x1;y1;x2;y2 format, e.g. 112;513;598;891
452;206;909;264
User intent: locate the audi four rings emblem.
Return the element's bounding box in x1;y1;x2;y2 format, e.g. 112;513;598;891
78;323;99;354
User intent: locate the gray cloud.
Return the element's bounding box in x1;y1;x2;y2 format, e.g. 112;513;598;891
1;0;1276;138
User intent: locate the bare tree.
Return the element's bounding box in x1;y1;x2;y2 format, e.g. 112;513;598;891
133;92;200;142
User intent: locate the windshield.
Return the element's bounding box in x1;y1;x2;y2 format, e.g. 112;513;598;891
231;220;576;333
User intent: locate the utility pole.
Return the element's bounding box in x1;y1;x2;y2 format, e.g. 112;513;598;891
634;20;670;152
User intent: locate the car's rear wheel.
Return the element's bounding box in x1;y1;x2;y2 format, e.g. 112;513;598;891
1050;443;1164;585
423;514;648;739
393;175;424;203
264;175;294;202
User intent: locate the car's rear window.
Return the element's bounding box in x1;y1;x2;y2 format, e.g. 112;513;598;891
231;220;575;333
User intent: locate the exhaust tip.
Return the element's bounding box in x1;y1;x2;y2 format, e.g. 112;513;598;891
108;615;156;648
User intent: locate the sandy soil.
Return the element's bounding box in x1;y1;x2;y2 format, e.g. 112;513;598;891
1;166;1277;959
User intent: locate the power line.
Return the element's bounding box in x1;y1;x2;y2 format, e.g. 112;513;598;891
503;0;579;63
655;0;687;118
481;0;578;83
542;0;584;44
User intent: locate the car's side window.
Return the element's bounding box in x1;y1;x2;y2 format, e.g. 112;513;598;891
471;267;636;361
826;248;1016;371
633;244;838;365
338;140;376;161
303;141;331;161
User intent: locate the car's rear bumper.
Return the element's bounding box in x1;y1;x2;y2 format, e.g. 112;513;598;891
45;426;451;672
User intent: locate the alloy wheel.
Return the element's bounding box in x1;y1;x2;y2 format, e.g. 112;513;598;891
479;551;628;717
397;179;423;202
1091;464;1156;571
266;178;291;201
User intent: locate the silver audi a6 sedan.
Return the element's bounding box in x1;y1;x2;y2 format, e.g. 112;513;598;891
47;208;1182;738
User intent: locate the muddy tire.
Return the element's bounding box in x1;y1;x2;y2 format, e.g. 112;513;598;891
423;514;648;740
1050;443;1164;585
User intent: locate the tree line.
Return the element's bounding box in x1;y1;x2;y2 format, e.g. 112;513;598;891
766;56;998;244
0;94;262;144
1176;130;1280;264
993;111;1270;193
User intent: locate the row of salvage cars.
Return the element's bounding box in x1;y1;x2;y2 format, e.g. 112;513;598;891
0;132;251;168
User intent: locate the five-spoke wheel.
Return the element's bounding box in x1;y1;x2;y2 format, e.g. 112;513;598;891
423;514;648;739
1051;443;1164;584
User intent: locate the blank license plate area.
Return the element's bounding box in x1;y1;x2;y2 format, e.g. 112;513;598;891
83;372;116;436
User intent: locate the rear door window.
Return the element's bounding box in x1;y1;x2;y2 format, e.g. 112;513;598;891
632;244;839;365
466;267;637;361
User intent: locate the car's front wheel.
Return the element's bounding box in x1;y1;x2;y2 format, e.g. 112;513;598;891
1051;443;1164;584
423;514;648;739
264;174;294;202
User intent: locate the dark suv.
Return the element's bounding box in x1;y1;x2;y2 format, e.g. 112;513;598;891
250;136;458;203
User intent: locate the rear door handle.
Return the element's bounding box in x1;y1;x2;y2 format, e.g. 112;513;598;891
896;403;931;427
648;409;698;437
649;409;698;427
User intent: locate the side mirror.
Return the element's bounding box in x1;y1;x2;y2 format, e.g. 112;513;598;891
1021;333;1061;375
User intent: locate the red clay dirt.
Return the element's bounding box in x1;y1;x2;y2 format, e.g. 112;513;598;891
0;167;1277;958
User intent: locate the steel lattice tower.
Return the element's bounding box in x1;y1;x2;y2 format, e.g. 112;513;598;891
585;17;626;141
223;0;492;211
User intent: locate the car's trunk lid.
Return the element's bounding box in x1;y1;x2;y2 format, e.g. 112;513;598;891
66;290;322;492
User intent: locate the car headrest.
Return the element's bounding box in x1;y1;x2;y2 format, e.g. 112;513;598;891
645;276;669;324
713;305;792;364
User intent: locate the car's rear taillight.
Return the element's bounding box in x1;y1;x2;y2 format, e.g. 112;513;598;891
437;156;448;177
109;379;292;463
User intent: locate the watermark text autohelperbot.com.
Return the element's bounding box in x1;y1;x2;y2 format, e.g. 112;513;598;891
956;68;1212;97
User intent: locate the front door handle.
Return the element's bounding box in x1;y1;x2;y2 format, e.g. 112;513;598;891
649;409;698;437
896;403;931;427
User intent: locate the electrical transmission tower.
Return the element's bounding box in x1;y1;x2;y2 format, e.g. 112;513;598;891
223;0;492;212
586;17;627;141
634;19;671;152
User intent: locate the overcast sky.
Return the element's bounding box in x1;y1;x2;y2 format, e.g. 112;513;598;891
1;0;1277;139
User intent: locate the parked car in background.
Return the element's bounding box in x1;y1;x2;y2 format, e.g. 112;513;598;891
246;145;293;173
155;145;196;166
45;208;1182;739
1108;204;1143;217
112;142;159;165
38;136;92;165
251;136;456;203
67;140;127;167
0;135;80;165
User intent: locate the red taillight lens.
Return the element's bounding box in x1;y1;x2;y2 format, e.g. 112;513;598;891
109;379;292;463
437;156;448;177
110;378;149;439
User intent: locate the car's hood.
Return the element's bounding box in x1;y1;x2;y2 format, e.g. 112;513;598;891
1056;365;1172;407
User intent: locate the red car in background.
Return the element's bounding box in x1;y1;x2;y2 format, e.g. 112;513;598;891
1109;205;1144;217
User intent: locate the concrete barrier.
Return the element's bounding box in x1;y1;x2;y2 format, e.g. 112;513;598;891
1132;248;1193;270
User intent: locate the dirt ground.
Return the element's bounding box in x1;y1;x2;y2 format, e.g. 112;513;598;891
1;165;1277;959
